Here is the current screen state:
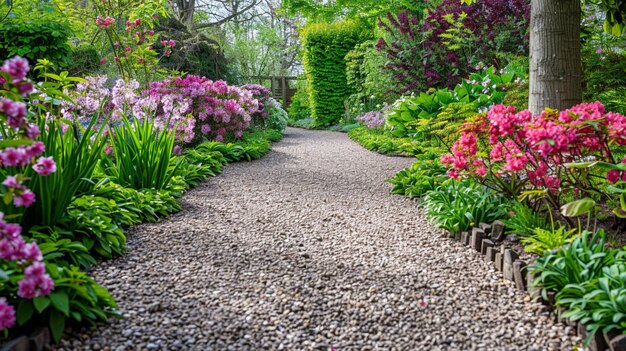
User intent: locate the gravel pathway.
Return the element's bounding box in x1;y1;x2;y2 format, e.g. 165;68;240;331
59;128;578;351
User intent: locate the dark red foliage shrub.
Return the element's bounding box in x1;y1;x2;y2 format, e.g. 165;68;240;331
377;0;529;94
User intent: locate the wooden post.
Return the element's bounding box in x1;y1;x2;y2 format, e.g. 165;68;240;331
281;76;287;103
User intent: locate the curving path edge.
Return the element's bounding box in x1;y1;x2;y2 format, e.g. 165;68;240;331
59;128;578;351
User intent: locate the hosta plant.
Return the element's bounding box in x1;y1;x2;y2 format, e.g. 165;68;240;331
558;263;626;343
422;180;509;233
387;160;448;198
531;230;622;301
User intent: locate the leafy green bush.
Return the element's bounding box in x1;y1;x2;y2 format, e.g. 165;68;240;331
57;196;128;259
345;40;394;101
385;65;521;138
423;180;509;233
15;264;118;343
560;262;626;342
387;160;448;198
302;20;372;126
502;201;551;237
411;101;477;148
0;2;73;67
520;226;578;255
530;230;626;344
531;230;620;300
264;98;289;132
233;129;283;161
68;45;101;77
19;118;107;229
347;126;429;156
287;79;311;122
104;115;178;190
31;228;96;269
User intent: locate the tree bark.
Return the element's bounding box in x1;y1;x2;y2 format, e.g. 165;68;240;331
529;0;582;115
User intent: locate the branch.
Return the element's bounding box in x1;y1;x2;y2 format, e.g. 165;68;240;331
195;0;259;29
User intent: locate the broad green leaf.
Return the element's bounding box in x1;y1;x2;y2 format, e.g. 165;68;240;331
561;198;596;217
16;300;34;326
49;291;70;316
49;309;66;342
33;296;51;313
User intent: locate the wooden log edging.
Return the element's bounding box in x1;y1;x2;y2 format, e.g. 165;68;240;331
445;222;626;351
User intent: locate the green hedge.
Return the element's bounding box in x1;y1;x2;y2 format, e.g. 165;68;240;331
0;4;73;67
302;20;371;127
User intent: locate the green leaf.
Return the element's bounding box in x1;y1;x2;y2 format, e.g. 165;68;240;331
560;198;596;217
0;139;33;148
33;296;50;313
16;300;34;326
49;309;66;342
49;291;70;316
0;268;8;281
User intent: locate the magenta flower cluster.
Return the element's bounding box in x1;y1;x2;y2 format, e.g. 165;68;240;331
240;84;271;123
356;111;385;129
62;75;262;144
148;75;259;143
0;57;56;332
441;102;626;193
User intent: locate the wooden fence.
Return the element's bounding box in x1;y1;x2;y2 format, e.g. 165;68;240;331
247;76;300;108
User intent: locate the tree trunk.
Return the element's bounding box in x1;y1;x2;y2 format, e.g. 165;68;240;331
528;0;582;115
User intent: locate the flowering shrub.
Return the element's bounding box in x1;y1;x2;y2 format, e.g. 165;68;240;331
93;1;171;82
441;102;626;208
376;0;529;93
148;75;259;143
0;57;55;332
356;110;385;129
241;84;271;125
61;75;261;145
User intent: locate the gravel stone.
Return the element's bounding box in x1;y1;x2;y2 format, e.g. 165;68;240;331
58;128;579;350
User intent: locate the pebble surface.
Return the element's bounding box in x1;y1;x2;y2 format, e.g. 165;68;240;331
58;128;579;350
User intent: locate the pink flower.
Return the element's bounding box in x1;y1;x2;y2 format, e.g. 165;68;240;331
201;124;211;134
596;48;604;54
18;82;33;96
13;189;35;207
32;156;56;176
22;242;42;261
0;99;27;128
96;16;115;28
440;154;454;166
17;262;54;298
0;298;16;331
1;147;27;167
148;30;155;36
607;170;620;184
169;39;176;47
25;123;40;139
1;56;29;82
100;58;106;65
26;142;45;158
2;175;21;188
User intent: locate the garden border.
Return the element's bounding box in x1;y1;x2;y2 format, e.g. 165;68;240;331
446;221;626;351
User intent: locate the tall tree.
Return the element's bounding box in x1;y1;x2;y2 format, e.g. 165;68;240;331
466;0;626;114
528;0;582;114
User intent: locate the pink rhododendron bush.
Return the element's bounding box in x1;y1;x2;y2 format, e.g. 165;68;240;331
62;75;260;144
441;102;626;209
